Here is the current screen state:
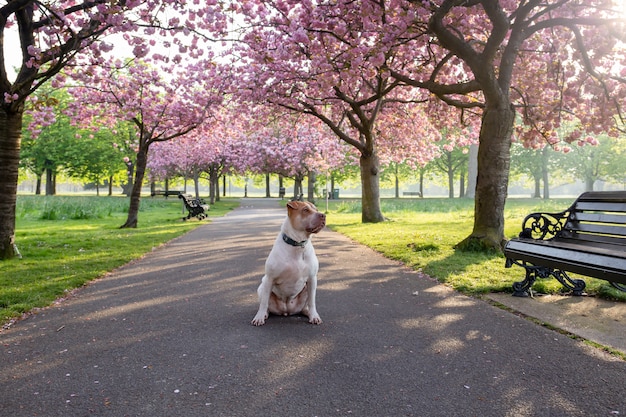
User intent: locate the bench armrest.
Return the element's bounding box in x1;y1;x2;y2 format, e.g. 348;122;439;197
519;210;569;240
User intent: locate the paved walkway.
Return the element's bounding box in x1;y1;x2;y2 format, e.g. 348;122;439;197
1;199;625;417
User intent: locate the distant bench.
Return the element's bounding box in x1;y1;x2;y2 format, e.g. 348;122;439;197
151;190;182;198
504;191;626;296
403;191;421;197
178;194;209;221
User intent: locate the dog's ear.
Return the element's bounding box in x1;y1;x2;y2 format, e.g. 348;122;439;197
286;201;299;213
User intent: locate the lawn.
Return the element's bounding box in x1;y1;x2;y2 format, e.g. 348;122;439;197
0;195;239;323
324;197;626;302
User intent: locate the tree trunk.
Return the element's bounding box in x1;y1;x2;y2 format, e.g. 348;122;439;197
193;169;201;198
123;161;134;196
215;174;221;202
265;173;271;198
459;171;465;198
0;108;22;259
209;166;219;205
120;147;148;229
394;163;399;199
45;168;55;195
35;174;42;195
293;177;303;199
213;172;220;203
533;176;541;198
447;159;454;199
307;171;316;204
456;104;514;252
360;151;385;223
108;176;113;196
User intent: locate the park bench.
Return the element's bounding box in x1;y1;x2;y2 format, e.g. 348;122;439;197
504;191;626;297
178;194;209;221
151;190;182;198
403;191;422;197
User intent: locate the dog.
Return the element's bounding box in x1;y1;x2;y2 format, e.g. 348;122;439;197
251;200;326;326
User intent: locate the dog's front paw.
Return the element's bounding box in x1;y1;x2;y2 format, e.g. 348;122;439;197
251;313;268;326
308;315;322;325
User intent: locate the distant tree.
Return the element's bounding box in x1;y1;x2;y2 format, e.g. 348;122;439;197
65;129;126;196
604;136;626;186
0;0;228;258
561;135;621;191
510;145;549;199
67;61;223;228
20;90;76;195
228;112;351;202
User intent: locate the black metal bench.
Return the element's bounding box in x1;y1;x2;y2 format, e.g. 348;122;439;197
403;191;422;197
178;194;209;221
504;191;626;297
151;190;182;198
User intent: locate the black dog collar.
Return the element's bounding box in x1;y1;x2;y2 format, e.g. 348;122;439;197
282;233;307;248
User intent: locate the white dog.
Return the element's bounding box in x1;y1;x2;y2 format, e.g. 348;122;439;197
251;201;326;326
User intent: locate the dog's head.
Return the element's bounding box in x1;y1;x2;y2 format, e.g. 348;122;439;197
287;201;326;234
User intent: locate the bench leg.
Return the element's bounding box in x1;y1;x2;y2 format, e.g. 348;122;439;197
512;264;547;297
552;269;586;296
512;262;586;297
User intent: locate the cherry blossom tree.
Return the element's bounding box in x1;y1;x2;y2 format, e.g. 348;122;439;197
227;110;352;199
226;0;625;250
388;0;626;250
149;112;235;204
0;0;228;257
227;0;439;222
66;60;223;228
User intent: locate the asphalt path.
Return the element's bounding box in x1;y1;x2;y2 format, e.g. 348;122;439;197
1;199;625;417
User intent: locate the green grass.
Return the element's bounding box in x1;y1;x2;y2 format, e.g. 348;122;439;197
325;198;626;302
1;195;239;323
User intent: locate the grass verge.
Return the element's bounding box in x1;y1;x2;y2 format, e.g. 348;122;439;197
1;195;239;323
324;198;626;302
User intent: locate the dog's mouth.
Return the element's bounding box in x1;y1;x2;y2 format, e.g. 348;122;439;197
307;219;326;234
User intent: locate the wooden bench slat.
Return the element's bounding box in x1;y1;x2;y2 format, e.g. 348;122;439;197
570;212;626;224
576;191;626;202
566;223;626;237
574;201;626;212
561;232;626;248
507;238;626;259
